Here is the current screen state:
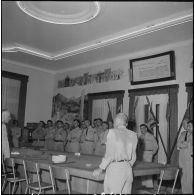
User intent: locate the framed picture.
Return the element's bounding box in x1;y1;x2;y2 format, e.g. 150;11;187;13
129;51;175;85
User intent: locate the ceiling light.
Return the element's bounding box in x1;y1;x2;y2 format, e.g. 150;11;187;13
16;1;100;25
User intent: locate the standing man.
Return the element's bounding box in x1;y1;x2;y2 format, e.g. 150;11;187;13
80;119;97;154
53;120;67;152
45;120;55;150
177;119;193;194
2;110;12;159
139;123;158;187
11;120;21;148
93;113;138;194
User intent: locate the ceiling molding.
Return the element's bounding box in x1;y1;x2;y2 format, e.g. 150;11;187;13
2;11;193;61
2;58;55;74
54;39;193;74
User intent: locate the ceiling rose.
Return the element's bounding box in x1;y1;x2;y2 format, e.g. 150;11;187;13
16;1;100;24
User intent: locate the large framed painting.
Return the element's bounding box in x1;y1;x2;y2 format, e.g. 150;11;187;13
129;51;175;85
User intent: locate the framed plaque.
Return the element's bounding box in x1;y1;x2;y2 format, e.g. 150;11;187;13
129;51;175;85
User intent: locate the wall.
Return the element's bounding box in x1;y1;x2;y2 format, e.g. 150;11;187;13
54;40;193;127
2;60;55;125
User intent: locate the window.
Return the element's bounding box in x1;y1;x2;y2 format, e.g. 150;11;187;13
88;90;125;123
2;71;28;129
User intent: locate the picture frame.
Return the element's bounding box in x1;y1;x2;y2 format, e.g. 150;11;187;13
129;51;175;85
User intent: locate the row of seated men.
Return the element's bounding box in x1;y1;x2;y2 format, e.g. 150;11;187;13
32;118;114;156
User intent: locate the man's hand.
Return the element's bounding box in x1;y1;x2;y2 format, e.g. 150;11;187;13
93;168;103;178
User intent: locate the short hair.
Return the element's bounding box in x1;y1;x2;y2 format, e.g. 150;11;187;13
140;123;149;130
74;119;81;127
114;113;128;127
56;120;63;124
47;120;53;123
187;120;193;125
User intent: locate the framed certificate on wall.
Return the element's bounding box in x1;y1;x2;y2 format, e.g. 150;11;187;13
129;51;176;85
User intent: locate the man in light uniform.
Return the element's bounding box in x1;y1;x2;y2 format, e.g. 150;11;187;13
44;120;55;150
53;120;67;152
66;119;82;153
139;123;158;187
93;113;138;194
177;119;193;194
2;110;12;159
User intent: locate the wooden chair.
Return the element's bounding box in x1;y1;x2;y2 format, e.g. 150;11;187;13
2;158;26;194
51;166;82;194
23;160;55;194
136;166;180;194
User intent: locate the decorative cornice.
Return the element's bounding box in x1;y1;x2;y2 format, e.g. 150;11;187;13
2;11;193;61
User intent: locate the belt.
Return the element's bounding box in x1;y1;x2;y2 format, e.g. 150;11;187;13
33;139;45;141
101;143;106;145
85;139;94;142
112;160;128;163
54;139;64;142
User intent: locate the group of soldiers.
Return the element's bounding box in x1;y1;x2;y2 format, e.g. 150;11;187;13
32;118;113;155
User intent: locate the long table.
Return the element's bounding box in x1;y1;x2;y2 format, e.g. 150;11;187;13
11;147;176;193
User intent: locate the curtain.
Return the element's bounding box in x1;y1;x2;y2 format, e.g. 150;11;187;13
92;98;117;122
135;94;168;164
2;77;21;119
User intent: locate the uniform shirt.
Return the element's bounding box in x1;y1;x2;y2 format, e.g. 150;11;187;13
139;132;158;155
32;127;46;139
45;126;56;139
2;123;10;159
99;126;138;170
81;126;97;142
54;127;67;142
67;127;82;143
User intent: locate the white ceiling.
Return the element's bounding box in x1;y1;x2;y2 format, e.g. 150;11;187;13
2;1;193;73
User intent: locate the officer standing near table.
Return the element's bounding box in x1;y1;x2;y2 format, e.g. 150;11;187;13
93;113;138;194
44;120;55;150
66;119;82;153
139;123;158;188
80;119;97;154
53;120;67;152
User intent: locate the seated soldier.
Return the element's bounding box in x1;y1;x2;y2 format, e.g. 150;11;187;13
44;120;55;150
32;121;46;147
94;121;109;156
53;120;67;152
80;119;97;154
65;119;82;153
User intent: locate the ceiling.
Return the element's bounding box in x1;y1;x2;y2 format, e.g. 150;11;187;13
2;1;193;73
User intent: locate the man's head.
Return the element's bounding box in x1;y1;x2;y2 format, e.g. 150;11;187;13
114;113;128;128
140;124;148;135
187;120;193;134
2;110;11;123
182;118;189;130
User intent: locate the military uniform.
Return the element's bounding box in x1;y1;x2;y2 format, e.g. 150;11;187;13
66;127;82;153
139;132;158;187
53;127;67;152
2;123;10;159
80;126;97;154
99;126;138;194
94;130;109;156
32;127;46;147
177;131;193;194
11;126;21;148
45;126;56;150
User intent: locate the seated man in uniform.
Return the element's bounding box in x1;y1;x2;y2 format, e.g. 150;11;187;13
93;113;138;194
53;120;67;152
32;121;46;147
